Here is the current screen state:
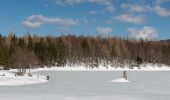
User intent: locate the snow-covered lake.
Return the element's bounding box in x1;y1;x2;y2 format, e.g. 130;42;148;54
0;71;170;100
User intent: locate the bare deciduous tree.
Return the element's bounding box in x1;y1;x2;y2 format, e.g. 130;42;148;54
11;47;27;75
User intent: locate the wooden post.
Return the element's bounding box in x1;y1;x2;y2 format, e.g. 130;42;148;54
123;71;127;80
47;76;49;80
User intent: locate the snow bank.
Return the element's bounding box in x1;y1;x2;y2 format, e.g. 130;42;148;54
32;63;170;72
0;71;48;86
110;78;130;83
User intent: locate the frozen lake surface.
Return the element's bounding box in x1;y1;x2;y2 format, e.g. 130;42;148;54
0;71;170;100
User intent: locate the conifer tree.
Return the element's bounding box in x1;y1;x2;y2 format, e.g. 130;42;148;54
27;35;33;50
136;56;143;66
56;38;67;67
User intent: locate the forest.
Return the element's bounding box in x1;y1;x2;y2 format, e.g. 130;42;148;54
0;33;170;70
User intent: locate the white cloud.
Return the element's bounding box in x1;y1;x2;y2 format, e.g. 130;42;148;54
89;11;98;14
127;26;159;40
53;0;114;12
121;2;170;17
154;0;170;5
97;26;112;37
22;20;43;29
131;5;149;13
115;14;145;24
121;3;151;13
153;5;170;17
105;5;115;12
56;0;113;5
64;0;85;5
22;15;79;29
88;0;114;12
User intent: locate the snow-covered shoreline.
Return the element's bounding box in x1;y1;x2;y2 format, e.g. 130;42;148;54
32;64;170;72
1;63;170;86
0;71;48;86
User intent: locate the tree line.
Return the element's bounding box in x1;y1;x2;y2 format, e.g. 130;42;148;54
0;33;170;70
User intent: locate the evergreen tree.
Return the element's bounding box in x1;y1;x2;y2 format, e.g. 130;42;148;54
0;47;10;69
47;39;58;65
56;38;67;67
9;34;17;54
27;35;33;51
136;56;143;66
81;39;90;67
18;38;25;49
34;38;46;66
81;39;90;57
0;36;10;69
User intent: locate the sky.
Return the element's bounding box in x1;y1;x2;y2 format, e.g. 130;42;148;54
0;0;170;40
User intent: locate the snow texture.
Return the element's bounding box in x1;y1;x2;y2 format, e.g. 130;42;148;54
110;78;130;82
32;63;170;72
0;71;48;86
0;71;170;100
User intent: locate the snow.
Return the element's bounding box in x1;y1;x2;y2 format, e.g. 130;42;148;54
0;63;170;99
0;71;169;100
1;63;169;86
110;78;130;82
0;71;48;86
32;63;170;72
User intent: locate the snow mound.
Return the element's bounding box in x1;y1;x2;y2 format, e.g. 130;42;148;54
0;71;48;86
0;71;17;79
31;63;170;72
110;78;130;83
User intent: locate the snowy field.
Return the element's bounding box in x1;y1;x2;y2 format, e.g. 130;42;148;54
0;71;170;100
0;71;48;86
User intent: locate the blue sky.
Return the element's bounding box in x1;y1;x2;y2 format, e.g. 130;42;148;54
0;0;170;40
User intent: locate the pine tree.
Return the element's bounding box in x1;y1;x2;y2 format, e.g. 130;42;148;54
9;34;17;54
0;47;10;69
18;38;25;49
56;38;67;67
136;56;143;66
47;39;57;65
27;35;33;51
82;39;90;55
34;38;46;66
0;35;10;69
81;39;90;67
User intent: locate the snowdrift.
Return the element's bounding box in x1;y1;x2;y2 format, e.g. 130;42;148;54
0;71;48;86
33;63;170;72
110;78;130;83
